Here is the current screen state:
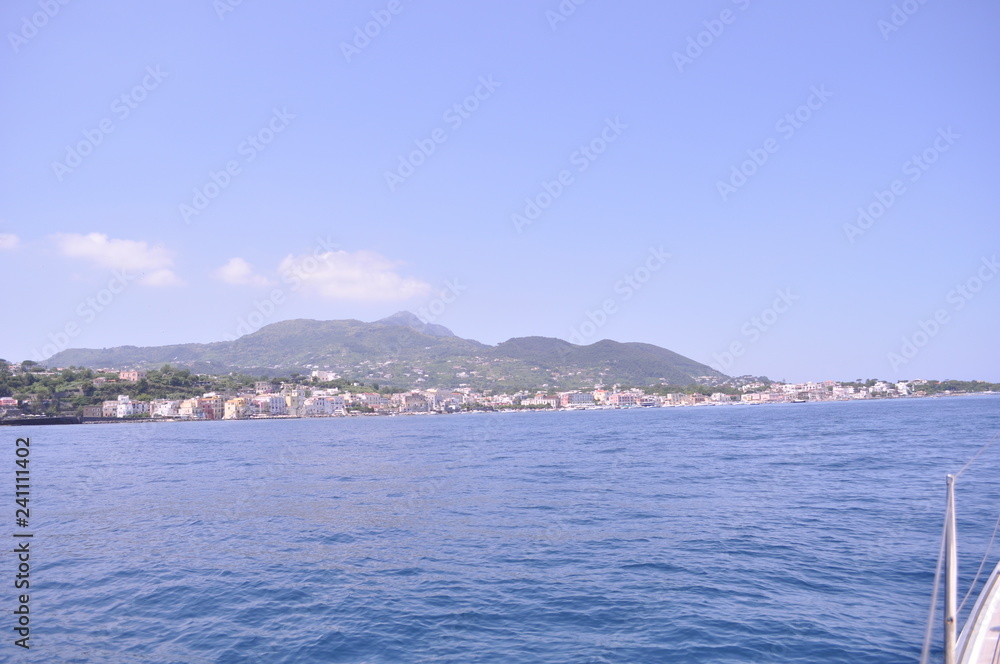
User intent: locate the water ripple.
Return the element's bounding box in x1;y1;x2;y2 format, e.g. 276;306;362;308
19;395;1000;662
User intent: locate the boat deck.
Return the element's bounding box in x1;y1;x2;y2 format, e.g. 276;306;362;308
959;561;1000;664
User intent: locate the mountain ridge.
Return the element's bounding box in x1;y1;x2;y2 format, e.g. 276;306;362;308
42;313;725;389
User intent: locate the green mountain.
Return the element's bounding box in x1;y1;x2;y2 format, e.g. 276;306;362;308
42;313;725;390
494;337;724;386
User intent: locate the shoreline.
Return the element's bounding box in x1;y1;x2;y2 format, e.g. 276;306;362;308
5;390;994;426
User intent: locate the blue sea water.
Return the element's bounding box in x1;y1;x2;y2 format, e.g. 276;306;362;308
8;395;1000;663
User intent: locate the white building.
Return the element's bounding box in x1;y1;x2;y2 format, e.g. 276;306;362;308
521;396;559;408
311;370;340;382
303;395;346;416
151;400;180;418
115;395;134;418
253;395;287;416
359;393;391;410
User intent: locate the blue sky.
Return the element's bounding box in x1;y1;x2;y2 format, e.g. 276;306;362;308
1;0;997;383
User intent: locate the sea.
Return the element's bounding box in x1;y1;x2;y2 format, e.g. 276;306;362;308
8;395;1000;663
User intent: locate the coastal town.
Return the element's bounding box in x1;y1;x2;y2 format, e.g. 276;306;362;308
0;362;987;423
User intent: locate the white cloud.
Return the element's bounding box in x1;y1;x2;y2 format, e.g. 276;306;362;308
278;249;431;301
213;257;271;287
0;233;19;250
52;232;181;286
141;269;183;287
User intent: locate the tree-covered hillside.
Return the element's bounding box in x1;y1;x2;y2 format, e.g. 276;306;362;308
41;315;726;390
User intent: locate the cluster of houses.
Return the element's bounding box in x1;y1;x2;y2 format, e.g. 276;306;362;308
73;374;931;421
1;364;938;421
733;379;916;403
82;382;467;420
